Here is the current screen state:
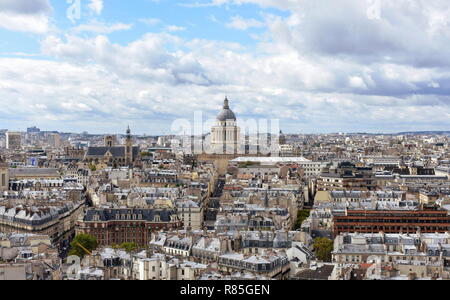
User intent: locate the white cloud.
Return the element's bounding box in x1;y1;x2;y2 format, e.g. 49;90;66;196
348;76;368;90
139;18;161;26
166;25;186;32
73;21;133;34
0;0;51;34
181;0;231;8
3;0;450;133
428;82;440;88
226;15;264;30
29;28;450;132
0;12;49;34
208;15;219;23
0;0;51;14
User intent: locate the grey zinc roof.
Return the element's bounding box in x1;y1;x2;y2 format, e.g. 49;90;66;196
9;168;60;178
295;265;335;280
84;207;177;222
86;146;140;158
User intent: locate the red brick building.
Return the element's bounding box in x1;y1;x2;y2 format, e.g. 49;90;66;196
76;208;182;247
333;209;450;236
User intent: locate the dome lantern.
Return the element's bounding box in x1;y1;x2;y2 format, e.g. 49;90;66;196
217;97;236;122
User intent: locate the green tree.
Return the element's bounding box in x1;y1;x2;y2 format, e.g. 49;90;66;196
68;234;98;259
293;209;310;230
118;242;138;253
313;237;333;262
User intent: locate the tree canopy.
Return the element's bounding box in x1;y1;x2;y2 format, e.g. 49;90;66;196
68;234;98;259
293;209;310;230
113;242;138;253
313;237;333;262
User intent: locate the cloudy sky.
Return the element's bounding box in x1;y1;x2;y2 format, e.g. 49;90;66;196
0;0;450;135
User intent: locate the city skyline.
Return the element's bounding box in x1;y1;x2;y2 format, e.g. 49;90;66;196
1;1;450;134
3;0;450;285
5;124;450;136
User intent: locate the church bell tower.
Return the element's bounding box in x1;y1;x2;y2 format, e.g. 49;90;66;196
125;126;133;165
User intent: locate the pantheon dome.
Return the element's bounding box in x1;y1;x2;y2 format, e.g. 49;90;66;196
210;97;240;155
216;97;236;121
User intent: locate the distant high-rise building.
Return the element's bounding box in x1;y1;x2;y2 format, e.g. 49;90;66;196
157;136;170;147
27;126;40;134
6;131;22;150
48;133;61;148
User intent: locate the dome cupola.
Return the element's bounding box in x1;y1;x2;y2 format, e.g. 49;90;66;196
217;97;236;121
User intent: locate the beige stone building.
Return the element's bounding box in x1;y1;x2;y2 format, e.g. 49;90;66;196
0;160;8;191
6;131;22;150
210;98;240;155
176;199;204;230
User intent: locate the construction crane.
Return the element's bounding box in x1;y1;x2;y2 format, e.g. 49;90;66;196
75;242;92;256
